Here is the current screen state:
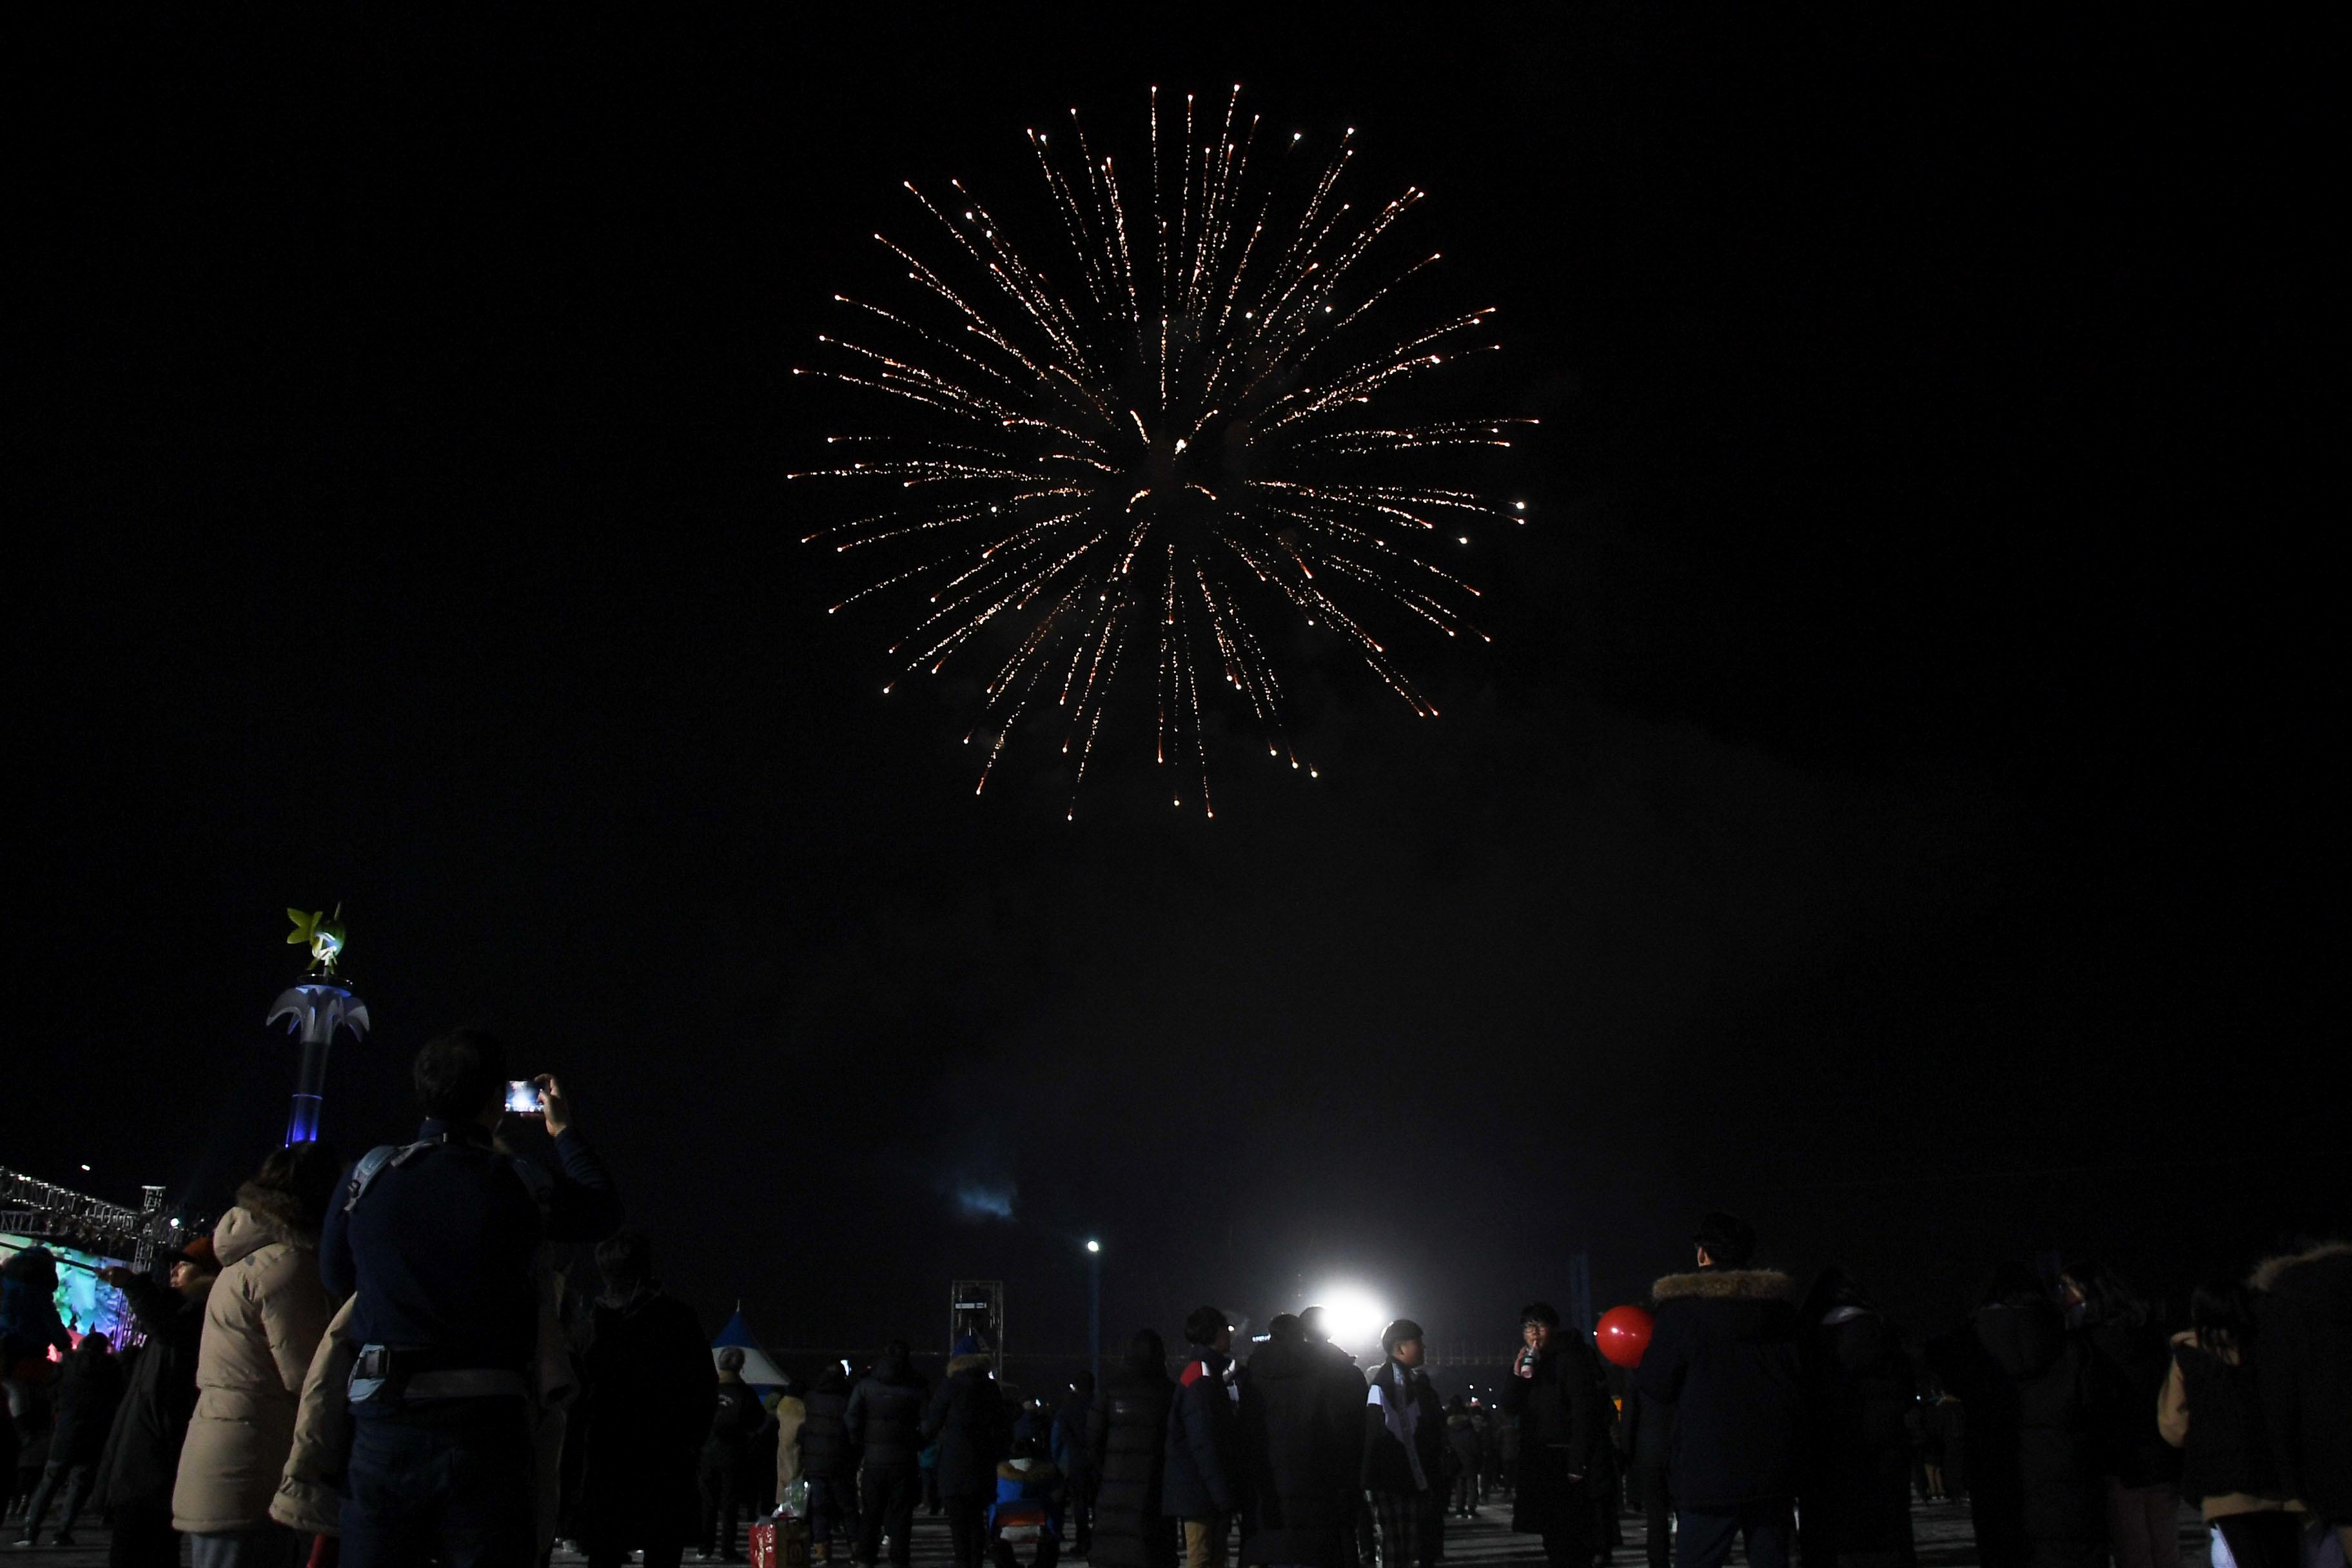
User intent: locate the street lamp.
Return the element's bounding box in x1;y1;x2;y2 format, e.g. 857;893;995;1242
1084;1239;1102;1390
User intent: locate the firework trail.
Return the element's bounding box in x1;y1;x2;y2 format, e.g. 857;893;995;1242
792;86;1529;818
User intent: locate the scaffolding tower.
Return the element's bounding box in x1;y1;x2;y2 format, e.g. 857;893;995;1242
950;1279;1005;1380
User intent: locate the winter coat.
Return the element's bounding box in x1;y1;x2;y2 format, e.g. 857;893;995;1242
270;1294;358;1537
574;1286;716;1551
926;1353;1012;1498
2158;1336;2297;1523
990;1455;1068;1540
1443;1411;1484;1477
1926;1300;2105;1568
1092;1360;1177;1568
1363;1359;1445;1495
0;1259;74;1370
1162;1346;1239;1520
1237;1337;1358;1567
171;1191;335;1534
1799;1306;1917;1564
1634;1268;1805;1510
1501;1332;1609;1533
1052;1389;1096;1482
847;1351;930;1469
95;1271;213;1513
705;1373;767;1462
801;1373;856;1481
2082;1318;2180;1491
772;1393;807;1489
48;1342;126;1466
2251;1240;2352;1531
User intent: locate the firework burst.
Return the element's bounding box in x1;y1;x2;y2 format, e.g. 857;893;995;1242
793;85;1529;817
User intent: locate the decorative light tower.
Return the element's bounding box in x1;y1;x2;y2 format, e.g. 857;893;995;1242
269;906;369;1146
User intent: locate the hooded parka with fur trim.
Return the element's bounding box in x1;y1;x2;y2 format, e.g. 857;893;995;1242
1632;1268;1805;1510
171;1184;335;1536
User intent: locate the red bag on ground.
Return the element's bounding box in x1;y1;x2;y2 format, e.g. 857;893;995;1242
750;1521;778;1568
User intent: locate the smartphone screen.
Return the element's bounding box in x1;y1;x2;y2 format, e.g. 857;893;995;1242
504;1079;545;1115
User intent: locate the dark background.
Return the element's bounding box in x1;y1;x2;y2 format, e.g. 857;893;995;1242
10;5;2336;1364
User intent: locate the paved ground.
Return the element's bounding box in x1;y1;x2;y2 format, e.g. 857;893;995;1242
4;1496;2212;1567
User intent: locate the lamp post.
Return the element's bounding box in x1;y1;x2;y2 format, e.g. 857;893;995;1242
1085;1238;1102;1391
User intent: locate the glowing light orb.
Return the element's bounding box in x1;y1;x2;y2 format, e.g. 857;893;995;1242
1309;1283;1391;1355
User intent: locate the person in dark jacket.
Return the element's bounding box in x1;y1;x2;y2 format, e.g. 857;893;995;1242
803;1360;859;1559
0;1251;75;1374
2157;1278;2303;1568
2059;1260;2180;1568
930;1347;1014;1568
320;1031;624;1568
1236;1315;1357;1568
2249;1240;2351;1561
700;1346;767;1562
11;1331;122;1549
1620;1385;1676;1568
1925;1262;2107;1568
1442;1397;1484;1519
1093;1329;1178;1568
1632;1213;1804;1568
90;1239;217;1567
1798;1267;1917;1568
848;1340;930;1568
1501;1301;1608;1568
573;1230;717;1568
1363;1318;1445;1568
1164;1307;1241;1568
1052;1372;1098;1556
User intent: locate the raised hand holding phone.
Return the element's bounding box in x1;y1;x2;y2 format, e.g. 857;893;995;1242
534;1073;571;1136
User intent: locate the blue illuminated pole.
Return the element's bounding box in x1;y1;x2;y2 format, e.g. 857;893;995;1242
269;910;368;1146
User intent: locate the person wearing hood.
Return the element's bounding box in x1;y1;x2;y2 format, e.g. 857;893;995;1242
929;1342;1014;1568
1796;1267;1917;1568
1235;1314;1356;1568
1502;1300;1609;1568
1093;1328;1178;1568
573;1228;717;1568
93;1235;220;1566
847;1339;930;1568
166;1142;341;1566
1926;1262;2106;1568
990;1434;1070;1568
12;1330;124;1549
2157;1277;2305;1568
2248;1239;2351;1561
2058;1260;2180;1568
1164;1307;1241;1568
1632;1211;1804;1568
1363;1318;1446;1568
800;1359;858;1561
700;1345;769;1563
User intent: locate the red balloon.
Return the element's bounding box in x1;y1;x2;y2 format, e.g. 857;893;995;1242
1596;1304;1654;1368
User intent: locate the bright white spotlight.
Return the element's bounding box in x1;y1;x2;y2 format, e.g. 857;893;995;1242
1311;1284;1391;1355
1085;1239;1102;1254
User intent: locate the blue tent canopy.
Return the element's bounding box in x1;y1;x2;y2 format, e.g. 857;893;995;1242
712;1307;789;1391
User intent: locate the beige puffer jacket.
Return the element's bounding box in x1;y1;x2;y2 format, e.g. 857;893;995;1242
170;1187;335;1535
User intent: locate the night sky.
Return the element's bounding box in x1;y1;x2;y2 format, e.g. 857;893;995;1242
12;7;2335;1367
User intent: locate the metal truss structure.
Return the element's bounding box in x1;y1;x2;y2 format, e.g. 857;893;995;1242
0;1168;179;1271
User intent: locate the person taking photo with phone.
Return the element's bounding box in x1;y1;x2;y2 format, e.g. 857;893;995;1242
318;1026;625;1567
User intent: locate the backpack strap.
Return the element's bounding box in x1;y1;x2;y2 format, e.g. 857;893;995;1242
342;1139;443;1214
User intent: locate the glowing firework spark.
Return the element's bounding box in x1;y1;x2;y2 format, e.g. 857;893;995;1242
794;86;1529;818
